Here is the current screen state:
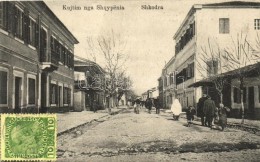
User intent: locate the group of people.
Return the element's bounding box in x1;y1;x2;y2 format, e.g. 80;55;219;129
133;97;161;114
197;94;230;130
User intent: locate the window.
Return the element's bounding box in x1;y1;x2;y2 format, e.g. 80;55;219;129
0;2;3;29
28;78;35;104
15;7;24;39
219;18;229;34
50;84;58;105
170;73;174;85
0;70;8;105
164;76;167;87
233;87;241;103
187;63;194;79
254;19;260;30
258;86;260;103
207;60;218;76
29;18;36;47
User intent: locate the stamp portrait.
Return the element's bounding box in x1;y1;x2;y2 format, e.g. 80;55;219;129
1;114;57;161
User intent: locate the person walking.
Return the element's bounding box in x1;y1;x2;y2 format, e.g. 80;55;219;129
203;96;216;129
197;94;207;126
135;98;141;114
154;97;160;114
218;103;230;131
146;98;153;114
171;98;182;120
186;106;196;127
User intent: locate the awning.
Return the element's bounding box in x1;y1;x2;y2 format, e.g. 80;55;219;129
188;79;214;88
188;62;260;88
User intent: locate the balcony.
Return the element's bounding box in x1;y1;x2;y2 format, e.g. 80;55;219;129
40;48;59;72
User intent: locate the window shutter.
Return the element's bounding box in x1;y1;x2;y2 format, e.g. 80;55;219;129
224;19;229;33
23;9;29;44
219;19;224;33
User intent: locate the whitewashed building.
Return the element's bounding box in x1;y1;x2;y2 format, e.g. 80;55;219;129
162;1;260;119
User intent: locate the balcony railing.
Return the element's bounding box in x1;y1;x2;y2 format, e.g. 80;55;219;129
39;48;59;66
51;49;59;65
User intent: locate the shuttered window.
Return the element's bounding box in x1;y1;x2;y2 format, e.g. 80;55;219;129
233;87;241;104
14;7;24;39
207;60;218;76
50;84;58;105
254;19;260;30
29;18;36;47
219;18;229;34
63;87;71;105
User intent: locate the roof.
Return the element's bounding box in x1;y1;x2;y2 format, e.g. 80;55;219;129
173;1;260;39
36;1;79;44
203;1;260;8
188;62;260;88
74;58;106;74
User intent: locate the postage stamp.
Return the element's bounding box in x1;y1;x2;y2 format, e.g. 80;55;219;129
1;114;57;161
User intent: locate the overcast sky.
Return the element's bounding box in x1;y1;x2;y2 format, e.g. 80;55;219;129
45;0;258;95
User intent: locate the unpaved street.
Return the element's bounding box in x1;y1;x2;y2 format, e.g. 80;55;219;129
58;108;260;162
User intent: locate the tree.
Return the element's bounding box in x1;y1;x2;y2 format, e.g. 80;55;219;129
196;38;228;104
223;32;260;124
86;30;130;109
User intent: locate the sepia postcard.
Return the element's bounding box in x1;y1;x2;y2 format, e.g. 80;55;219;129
0;0;260;161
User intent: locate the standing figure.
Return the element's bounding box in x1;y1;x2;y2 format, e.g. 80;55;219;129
171;99;182;120
197;94;207;126
203;96;216;128
154;97;160;114
186;106;196;127
135;98;141;114
218;103;230;131
146;98;153;114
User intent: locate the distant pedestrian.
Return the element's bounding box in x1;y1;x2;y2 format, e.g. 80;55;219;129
135;98;141;114
218;103;230;131
197;94;207;126
203;96;216;129
186;106;196;127
154;97;160;114
171;99;182;120
146;98;153;114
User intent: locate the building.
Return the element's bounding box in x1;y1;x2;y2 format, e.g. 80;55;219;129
159;57;177;109
161;1;260;118
74;58;106;111
0;1;78;113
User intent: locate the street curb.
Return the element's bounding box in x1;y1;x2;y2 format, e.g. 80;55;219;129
192;117;260;135
164;111;260;135
57;108;127;136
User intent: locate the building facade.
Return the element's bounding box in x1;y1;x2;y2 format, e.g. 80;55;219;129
0;1;78;113
74;59;106;111
161;1;260;118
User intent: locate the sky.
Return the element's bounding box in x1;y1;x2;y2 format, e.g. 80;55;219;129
45;0;258;95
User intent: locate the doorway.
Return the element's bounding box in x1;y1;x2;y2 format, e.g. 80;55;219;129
14;77;22;113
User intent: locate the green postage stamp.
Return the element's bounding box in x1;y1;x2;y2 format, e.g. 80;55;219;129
1;114;57;161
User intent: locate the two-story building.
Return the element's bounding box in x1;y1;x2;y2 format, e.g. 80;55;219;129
171;1;260;118
159;1;260;118
0;1;78;113
74;58;106;111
